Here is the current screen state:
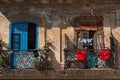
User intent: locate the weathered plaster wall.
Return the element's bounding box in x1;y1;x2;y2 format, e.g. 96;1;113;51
111;9;120;69
112;10;120;43
103;16;111;49
0;12;10;49
0;4;113;69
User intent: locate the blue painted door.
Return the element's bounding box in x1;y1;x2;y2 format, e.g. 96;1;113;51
9;21;38;69
11;33;20;68
10;22;28;68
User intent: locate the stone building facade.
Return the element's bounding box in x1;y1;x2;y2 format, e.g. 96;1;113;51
0;0;120;69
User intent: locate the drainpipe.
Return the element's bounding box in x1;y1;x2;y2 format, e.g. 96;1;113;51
60;27;62;62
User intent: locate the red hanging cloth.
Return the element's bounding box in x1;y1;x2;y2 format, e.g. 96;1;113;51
76;50;87;62
98;49;110;60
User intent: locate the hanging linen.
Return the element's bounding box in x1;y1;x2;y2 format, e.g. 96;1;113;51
86;51;98;68
98;49;110;60
76;50;87;62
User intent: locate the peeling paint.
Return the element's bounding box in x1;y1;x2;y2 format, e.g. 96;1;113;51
52;14;60;27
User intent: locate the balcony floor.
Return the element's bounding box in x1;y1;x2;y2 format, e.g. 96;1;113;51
0;68;120;80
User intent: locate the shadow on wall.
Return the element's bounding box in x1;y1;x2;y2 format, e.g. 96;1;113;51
42;42;62;70
49;49;62;70
2;41;8;49
110;33;120;69
44;35;63;70
103;32;120;69
49;40;63;70
65;34;76;49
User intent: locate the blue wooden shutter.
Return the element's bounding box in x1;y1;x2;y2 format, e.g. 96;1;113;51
12;22;28;50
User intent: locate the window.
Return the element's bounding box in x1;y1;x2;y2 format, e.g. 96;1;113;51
77;30;96;50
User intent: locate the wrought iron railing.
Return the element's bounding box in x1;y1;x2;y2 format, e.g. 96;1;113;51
0;49;52;70
64;48;115;69
0;48;115;71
